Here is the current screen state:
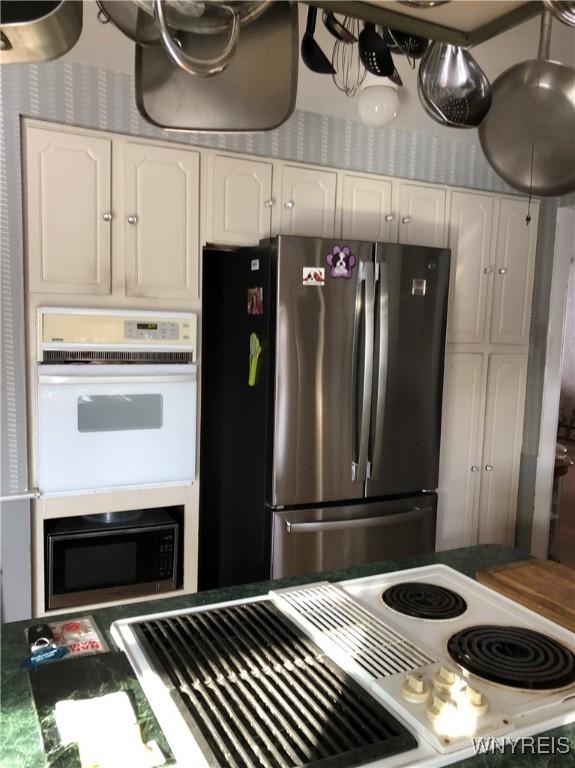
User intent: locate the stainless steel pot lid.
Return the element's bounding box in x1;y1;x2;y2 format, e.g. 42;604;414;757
134;0;271;34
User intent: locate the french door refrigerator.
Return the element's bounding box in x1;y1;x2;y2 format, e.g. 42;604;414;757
199;235;450;590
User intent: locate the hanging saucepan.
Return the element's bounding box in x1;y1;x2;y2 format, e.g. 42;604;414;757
479;10;575;196
97;0;271;76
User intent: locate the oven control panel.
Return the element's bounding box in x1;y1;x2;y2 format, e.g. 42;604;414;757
38;308;197;358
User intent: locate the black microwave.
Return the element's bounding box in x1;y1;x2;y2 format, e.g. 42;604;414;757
45;508;181;610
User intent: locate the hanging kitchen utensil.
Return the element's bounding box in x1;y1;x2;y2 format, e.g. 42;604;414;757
359;23;395;77
135;0;271;34
417;42;491;128
301;6;335;74
479;10;575;196
323;10;357;43
136;0;297;131
543;0;575;27
96;1;160;46
332;17;366;97
383;28;429;59
0;0;82;64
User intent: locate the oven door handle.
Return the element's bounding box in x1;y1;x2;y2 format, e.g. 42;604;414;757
38;373;197;385
285;506;431;534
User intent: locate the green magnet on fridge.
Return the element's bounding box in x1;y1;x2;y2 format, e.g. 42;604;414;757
249;332;262;387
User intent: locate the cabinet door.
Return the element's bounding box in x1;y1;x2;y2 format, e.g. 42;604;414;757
437;353;485;551
280;165;337;238
24;126;112;295
210;154;273;245
397;183;446;247
478;354;527;546
447;191;494;344
341;174;397;242
490;198;539;345
123;142;200;300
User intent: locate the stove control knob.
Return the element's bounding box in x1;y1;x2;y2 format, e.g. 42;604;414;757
426;692;451;724
433;666;458;693
401;673;430;703
465;686;489;715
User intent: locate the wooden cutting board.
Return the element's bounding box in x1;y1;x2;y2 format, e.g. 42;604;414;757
476;559;575;632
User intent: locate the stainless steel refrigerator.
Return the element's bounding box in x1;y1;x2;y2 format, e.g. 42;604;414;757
199;235;450;590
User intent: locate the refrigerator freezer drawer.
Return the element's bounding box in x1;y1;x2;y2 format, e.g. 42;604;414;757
270;495;436;580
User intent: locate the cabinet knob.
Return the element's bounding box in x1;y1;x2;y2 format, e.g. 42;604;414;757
102;212;112;222
264;199;274;209
402;216;412;224
127;215;138;225
284;200;295;210
385;214;395;222
484;464;494;472
470;465;480;472
498;267;507;275
483;266;493;274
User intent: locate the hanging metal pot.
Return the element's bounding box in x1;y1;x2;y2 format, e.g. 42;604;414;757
479;10;575;196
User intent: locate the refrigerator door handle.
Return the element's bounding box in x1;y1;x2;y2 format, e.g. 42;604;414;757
285;506;432;533
351;261;375;482
368;257;389;478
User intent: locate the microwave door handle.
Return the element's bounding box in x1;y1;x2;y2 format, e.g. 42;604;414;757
38;373;196;385
350;262;375;483
286;506;431;533
368;258;389;477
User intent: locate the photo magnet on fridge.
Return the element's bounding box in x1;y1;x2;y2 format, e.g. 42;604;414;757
327;246;356;279
303;267;325;286
247;287;264;315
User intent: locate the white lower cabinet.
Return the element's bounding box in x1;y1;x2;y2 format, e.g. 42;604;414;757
437;351;527;551
437;353;485;551
478;354;528;545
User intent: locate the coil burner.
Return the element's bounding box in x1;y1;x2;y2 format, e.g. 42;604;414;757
448;625;575;690
382;582;467;620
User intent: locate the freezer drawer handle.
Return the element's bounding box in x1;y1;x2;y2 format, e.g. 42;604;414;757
285;506;431;534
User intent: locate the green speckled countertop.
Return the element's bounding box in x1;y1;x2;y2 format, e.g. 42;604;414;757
2;545;574;767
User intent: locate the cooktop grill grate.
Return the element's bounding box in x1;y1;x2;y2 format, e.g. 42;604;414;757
132;600;417;768
275;584;435;678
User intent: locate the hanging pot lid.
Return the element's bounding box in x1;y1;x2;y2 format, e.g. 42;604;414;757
134;0;271;35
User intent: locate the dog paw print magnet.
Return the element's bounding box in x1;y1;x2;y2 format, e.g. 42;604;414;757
327;245;356;279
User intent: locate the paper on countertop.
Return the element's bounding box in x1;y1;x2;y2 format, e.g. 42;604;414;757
55;691;165;768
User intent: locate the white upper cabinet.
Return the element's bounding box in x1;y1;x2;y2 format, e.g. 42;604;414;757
397;183;446;247
341;174;397;242
490;198;539;345
24;126;112;295
123;142;201;300
279;165;337;238
447;191;494;344
437;353;485;551
209;154;273;245
478;354;527;546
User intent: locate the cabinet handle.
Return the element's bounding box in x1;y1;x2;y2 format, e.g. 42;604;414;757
483;266;493;274
402;216;411;224
264;199;274;209
127;215;138;225
498;267;507;275
284;200;295;210
470;465;480;472
385;214;395;222
102;212;112;222
484;464;493;472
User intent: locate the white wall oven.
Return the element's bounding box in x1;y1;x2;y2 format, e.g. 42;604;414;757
36;308;197;495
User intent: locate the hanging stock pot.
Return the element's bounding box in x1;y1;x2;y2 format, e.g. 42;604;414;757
97;0;271;75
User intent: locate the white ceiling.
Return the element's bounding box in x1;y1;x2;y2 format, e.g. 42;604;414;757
66;1;575;138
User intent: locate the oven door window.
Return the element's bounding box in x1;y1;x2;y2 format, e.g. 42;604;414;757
51;530;162;595
78;394;163;432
